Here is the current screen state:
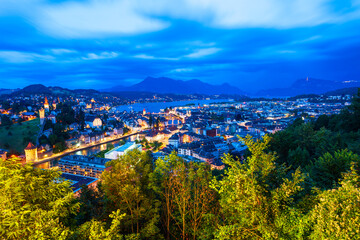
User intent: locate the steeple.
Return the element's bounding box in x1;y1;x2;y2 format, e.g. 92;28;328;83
44;96;49;111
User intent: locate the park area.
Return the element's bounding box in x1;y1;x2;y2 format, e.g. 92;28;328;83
0;118;40;155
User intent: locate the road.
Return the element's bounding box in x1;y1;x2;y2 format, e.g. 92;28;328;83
33;131;142;166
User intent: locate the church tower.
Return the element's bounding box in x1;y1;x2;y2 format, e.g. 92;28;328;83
44;96;49;111
25;142;38;163
143;108;146;115
39;108;45;125
52;101;57;110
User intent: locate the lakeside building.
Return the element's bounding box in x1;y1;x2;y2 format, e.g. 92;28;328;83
104;142;142;160
58;155;111;178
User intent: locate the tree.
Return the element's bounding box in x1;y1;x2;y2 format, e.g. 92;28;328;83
212;135;305;239
75;184;104;226
57;103;76;125
309;149;360;189
148;115;153;129
73;209;136;240
0;158;79;239
308;164;360;239
151;152;218;240
155;117;161;130
44;119;54;131
54;141;67;153
151;141;162;151
101;150;160;239
1;115;12;126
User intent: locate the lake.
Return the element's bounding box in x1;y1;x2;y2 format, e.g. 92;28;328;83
114;99;231;113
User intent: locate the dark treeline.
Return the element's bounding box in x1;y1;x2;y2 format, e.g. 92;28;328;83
1;90;360;239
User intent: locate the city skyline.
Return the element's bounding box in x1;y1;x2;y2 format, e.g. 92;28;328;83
1;0;360;91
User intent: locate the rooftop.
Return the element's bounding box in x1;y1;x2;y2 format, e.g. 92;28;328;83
61;173;98;193
106;142;140;155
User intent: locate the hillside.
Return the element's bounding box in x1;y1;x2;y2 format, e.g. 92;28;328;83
10;84;111;98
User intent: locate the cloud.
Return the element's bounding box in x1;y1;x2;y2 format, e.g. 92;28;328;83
49;48;78;54
82;51;120;60
38;0;169;38
0;51;55;63
2;0;360;39
133;54;178;61
171;68;194;73
185;48;221;58
138;0;360;29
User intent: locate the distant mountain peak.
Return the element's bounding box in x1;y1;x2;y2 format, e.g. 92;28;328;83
105;76;246;95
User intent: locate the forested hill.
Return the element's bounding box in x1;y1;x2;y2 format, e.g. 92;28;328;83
1;91;360;239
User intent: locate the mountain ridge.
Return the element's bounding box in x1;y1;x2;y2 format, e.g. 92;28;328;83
103;76;247;95
256;78;360;97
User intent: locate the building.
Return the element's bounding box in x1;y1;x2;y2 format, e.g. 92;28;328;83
25;142;38;163
105;142;142;160
47;114;56;124
168;133;180;148
61;173;98;196
21;112;36;121
85;117;102;128
44;96;49;111
39;108;45;125
93;118;102;128
58;155;111;178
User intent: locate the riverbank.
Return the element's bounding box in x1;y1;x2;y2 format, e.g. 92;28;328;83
33;131;140;166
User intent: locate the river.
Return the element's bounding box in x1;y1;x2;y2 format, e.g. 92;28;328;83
37;135;138;169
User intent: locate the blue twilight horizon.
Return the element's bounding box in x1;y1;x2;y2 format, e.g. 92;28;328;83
0;0;360;92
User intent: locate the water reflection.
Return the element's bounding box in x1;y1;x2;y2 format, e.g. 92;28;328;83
41;136;131;169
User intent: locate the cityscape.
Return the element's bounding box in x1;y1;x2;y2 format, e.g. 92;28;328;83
1;0;360;239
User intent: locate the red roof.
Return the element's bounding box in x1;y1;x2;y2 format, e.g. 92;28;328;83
25;142;36;150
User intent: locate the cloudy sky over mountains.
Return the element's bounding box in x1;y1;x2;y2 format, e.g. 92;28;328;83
1;0;360;91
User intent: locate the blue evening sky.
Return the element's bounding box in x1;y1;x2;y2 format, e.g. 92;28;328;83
0;0;360;92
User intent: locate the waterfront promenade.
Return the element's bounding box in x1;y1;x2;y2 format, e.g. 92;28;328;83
33;131;141;166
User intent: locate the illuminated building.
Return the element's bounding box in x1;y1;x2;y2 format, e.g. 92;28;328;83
39;108;45;125
25;142;38;163
44;96;49;111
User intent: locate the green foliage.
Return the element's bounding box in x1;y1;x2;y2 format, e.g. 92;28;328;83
0;118;39;154
2;91;360;239
57;103;76;125
1;114;12;126
123;127;130;135
309;149;360;189
75;184;104;225
0;159;79;239
150;141;162;151
308;164;360;239
75;210;135;240
101;150;161;239
151;152;218;240
212;135;305;239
